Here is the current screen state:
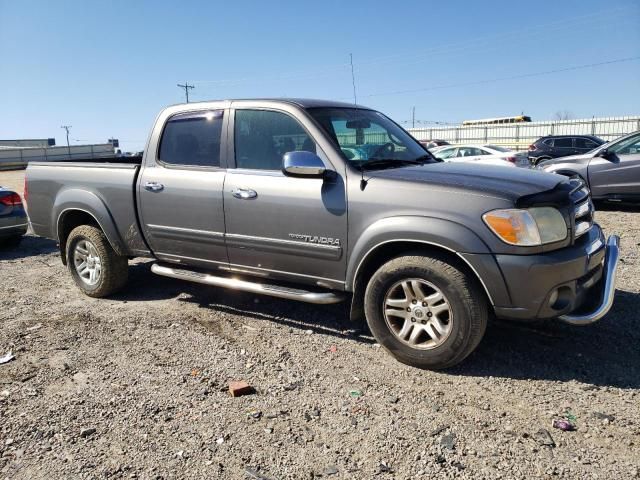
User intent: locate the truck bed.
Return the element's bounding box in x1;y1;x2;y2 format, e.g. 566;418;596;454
26;160;151;257
36;155;143;165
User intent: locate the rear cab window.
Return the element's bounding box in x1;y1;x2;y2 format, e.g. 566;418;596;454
158;110;224;167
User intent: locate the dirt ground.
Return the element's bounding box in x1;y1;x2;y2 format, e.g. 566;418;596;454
1;169;639;479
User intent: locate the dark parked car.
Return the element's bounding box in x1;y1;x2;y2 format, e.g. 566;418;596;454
0;186;27;247
419;139;450;149
539;130;640;202
529;135;605;165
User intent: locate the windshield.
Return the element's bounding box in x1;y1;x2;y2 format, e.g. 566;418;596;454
306;107;433;167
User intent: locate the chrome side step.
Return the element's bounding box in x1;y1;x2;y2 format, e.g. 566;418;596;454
151;263;344;305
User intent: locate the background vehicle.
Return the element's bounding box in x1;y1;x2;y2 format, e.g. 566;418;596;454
25;99;619;370
539;130;640;202
418;139;450;149
529;135;604;165
0;186;27;247
462;115;532;126
432;144;529;167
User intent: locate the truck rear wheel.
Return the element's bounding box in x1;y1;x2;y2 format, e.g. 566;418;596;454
66;225;128;297
364;254;487;370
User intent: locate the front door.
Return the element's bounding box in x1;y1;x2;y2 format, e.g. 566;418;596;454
223;108;347;289
137;108;229;269
589;132;640;198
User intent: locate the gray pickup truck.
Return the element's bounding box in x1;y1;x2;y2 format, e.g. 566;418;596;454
25;99;620;369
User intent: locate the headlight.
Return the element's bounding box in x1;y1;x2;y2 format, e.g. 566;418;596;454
483;207;567;246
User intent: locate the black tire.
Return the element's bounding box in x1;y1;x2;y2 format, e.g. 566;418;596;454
66;225;128;297
0;235;23;249
364;254;488;370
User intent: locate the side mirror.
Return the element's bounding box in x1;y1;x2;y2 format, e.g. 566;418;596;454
598;148;609;158
282;151;326;178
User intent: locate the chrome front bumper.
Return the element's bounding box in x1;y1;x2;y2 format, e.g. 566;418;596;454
558;235;620;326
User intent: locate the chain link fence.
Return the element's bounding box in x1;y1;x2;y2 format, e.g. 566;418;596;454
408;116;640;151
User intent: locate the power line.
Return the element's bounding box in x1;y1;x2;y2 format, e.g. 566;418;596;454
177;82;195;103
186;7;634;90
353;7;634;70
361;56;640;99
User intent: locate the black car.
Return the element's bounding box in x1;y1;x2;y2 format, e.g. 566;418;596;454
419;139;450;149
528;135;604;165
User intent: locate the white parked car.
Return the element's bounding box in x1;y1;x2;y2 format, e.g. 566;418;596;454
432;145;529;168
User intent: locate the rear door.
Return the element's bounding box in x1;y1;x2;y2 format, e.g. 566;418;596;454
589;132;640;198
552;137;574;157
223;106;347;289
137;108;229;269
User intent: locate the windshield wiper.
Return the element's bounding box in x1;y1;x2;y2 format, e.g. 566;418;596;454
359;158;426;170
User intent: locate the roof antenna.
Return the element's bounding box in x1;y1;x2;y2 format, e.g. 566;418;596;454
349;53;368;191
349;53;357;105
360;172;368;191
350;53;367;189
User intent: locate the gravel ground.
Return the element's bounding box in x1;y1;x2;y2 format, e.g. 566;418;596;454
1;169;639;479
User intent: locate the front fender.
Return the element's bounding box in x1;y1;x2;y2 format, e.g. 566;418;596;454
346;215;510;306
53;188;126;255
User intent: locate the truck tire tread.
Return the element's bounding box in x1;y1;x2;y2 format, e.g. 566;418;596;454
66;225;128;298
364;253;488;370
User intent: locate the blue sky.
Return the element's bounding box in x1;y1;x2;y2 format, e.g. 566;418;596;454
1;0;639;152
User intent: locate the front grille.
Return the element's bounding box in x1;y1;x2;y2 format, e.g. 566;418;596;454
568;178;594;240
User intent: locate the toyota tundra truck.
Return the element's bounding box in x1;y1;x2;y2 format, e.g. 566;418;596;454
25;99;620;369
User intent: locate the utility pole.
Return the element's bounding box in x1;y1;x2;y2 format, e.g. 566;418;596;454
349;54;357;105
177;82;195;103
412;106;416;128
61;125;72;157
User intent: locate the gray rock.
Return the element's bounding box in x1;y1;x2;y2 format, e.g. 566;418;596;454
79;428;96;438
534;429;555;447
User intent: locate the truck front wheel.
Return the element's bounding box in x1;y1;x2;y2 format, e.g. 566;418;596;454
66;225;128;298
364;254;487;370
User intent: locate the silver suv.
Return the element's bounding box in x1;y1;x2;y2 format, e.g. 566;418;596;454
539;131;640;202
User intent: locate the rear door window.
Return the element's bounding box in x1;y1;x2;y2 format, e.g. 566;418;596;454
554;138;573;148
457;147;483;157
159;110;224;167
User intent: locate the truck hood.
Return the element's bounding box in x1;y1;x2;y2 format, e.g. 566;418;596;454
368;162;563;201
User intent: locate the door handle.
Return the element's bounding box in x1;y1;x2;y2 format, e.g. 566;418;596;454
231;188;257;200
144;182;164;192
